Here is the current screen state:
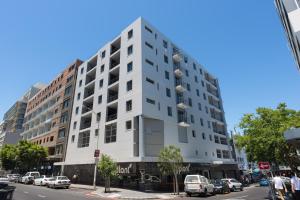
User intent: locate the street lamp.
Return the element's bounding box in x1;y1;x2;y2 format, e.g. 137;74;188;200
82;104;100;190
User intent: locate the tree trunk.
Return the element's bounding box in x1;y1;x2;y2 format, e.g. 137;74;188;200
174;173;179;195
107;176;111;192
104;177;107;193
173;176;175;195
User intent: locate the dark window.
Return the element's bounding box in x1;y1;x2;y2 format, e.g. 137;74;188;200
127;62;133;72
80;67;84;74
128;29;133;39
95;129;99;136
127;45;133;55
201;80;205;87
202;132;206;140
65;86;72;95
145;59;154;66
184;56;188;63
77;93;81;100
194;76;198;83
165;71;169;80
127;80;132;91
58;129;65;139
163;40;168;48
200;118;203;126
63;99;70;109
166;88;171;97
79;80;82;87
50;136;54;142
78;131;90;148
191;115;194;123
198;103;202;111
146;77;155;84
71;135;75;143
203;93;207;100
217;149;222;158
187;83;191;91
126;120;132;130
75;107;79;114
146;98;155;105
99;79;103;88
209;134;212;141
126;100;132;111
207;121;211;129
73;121;77;129
100;65;104;73
145;26;153;33
205;106;208;113
185;70;189;77
200;68;203;75
145;42;153;49
196;89;200;96
214;135;219;143
101;51;106;58
192;130;196;137
164;55;168;63
167;106;172;116
98;95;102;104
105;123;117;143
97;112;101;122
193;63;196;70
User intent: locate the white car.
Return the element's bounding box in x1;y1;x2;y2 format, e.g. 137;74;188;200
221;178;243;191
21;171;40;184
7;174;20;182
47;176;71;189
33;175;53;186
184;175;215;196
0;176;9;183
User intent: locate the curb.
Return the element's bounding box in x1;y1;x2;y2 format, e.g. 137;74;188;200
70;185;95;191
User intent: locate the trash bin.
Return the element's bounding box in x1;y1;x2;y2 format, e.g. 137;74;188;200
0;183;16;200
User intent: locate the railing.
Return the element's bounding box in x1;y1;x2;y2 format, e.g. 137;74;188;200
176;96;188;105
107;94;118;103
106;114;117;122
109;77;119;85
110;60;120;70
178;114;188;123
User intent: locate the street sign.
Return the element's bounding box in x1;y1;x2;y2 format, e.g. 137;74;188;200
258;162;270;170
94;149;100;158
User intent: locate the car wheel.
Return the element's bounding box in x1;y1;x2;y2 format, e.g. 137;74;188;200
232;186;236;192
240;187;243;191
203;189;207;197
186;192;191;197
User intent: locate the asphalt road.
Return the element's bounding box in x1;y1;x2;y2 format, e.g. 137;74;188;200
176;185;270;200
12;183;100;200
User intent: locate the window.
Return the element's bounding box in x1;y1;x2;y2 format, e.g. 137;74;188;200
214;135;219;143
196;89;200;96
222;150;230;159
187;83;191;91
193;63;196;70
126;120;132;130
126;100;132;111
207;121;211;129
50;136;54;141
99;79;103;88
101;51;106;58
205;106;208;114
146;77;155;84
209;134;212;141
184;56;188;63
96;112;101;122
145;59;154;66
192;130;196;138
79;80;82;87
145;26;153;33
202;132;206;140
203;93;207;100
194;76;198;83
65;86;72;95
78;131;90;148
145;42;153;49
105;123;117;143
220;137;228;145
128;29;133;39
200;118;204;126
100;65;104;73
60;112;68;123
217;149;222;158
58;129;65;139
185;70;189;77
75;107;79;114
127;62;133;72
63;99;70;109
191;115;194;123
77;93;81;100
198;103;202;111
163;40;168;48
166;88;171;97
167;106;172;116
71;135;75;143
80;67;84;74
127;45;133;55
201;80;205;87
165;71;169;80
200;68;203;75
127;80;132;91
146;98;155;105
95;129;99;136
188;98;192;107
98;95;102;104
164;55;168;63
73;121;77;129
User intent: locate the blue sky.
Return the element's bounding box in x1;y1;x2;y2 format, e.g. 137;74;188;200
0;0;299;131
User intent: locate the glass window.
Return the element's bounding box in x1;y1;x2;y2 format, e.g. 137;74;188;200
96;112;101;122
164;55;168;63
126;100;132;111
167;106;172;116
99;79;103;88
75;106;79;114
98;95;102;104
128;29;133;39
126;120;132;130
78;131;90;148
127;62;133;72
79;80;82;87
192;130;196;137
101;51;106;58
163;40;168;48
127;45;133;55
105;123;117;143
146;77;155;84
165;71;169;80
127;80;132;91
166;88;171;97
100;65;104;73
73;121;77;129
146;98;155;105
71;135;75;143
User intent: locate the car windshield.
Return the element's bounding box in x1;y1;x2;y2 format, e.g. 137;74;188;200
185;176;198;183
230;179;238;183
49;178;55;181
213;180;223;184
58;176;68;180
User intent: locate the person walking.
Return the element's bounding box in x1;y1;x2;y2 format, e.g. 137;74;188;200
273;173;287;200
291;172;300;200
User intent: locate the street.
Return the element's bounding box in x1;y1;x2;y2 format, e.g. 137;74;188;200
11;183;270;200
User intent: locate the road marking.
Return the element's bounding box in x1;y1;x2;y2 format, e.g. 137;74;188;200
225;195;248;200
38;194;47;198
24;191;29;194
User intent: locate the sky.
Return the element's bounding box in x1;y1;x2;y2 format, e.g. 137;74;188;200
0;0;299;132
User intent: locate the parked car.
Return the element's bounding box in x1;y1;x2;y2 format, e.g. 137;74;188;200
259;178;269;187
21;171;40;184
184;175;215;196
211;179;231;194
7;174;20;182
221;178;243;191
33;175;53;186
47;176;70;189
0;176;9;183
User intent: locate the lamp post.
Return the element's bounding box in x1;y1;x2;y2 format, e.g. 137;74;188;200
82;104;100;190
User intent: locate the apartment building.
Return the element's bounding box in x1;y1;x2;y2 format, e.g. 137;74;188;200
275;0;300;70
61;18;236;188
21;60;83;168
0;84;44;148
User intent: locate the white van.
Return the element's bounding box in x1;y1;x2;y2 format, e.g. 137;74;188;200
184;175;215;196
21;171;40;184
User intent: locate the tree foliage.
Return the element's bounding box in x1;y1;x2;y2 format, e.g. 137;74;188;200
158;145;183;195
0;140;48;172
235;103;300;171
97;154;117;193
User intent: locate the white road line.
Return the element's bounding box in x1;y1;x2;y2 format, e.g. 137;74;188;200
24;191;29;194
225;195;249;200
38;194;47;198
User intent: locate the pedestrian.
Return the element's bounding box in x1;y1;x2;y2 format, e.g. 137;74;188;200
73;174;78;184
291;172;300;200
273;173;287;200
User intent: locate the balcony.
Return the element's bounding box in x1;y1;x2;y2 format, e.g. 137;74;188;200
87;56;98;73
84;82;95;99
175;79;186;93
174;63;183;77
110;37;121;55
85;68;96;85
177;111;190;127
108;67;120;86
82;98;93;115
210;108;224;122
205;72;217;87
172;47;182;63
212;122;226;135
207;84;219;98
79;114;92;130
109;51;120;70
208;95;221;109
107;87;118;103
106;104;118;122
176;95;188;109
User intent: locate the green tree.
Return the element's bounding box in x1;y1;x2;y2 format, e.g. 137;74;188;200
235;103;300;171
97;154;117;193
0;144;18;170
158;145;183;195
17;140;48;172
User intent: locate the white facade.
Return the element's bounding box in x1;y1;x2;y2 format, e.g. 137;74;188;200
64;17;233;166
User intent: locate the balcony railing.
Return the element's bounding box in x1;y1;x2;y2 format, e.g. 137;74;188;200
106;114;117;122
108;77;119;85
107;94;118;103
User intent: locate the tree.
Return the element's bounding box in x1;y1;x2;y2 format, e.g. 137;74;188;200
158;145;183;195
97;154;117;193
235;103;300;172
0;144;18;170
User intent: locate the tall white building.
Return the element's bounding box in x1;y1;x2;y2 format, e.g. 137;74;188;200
60;17;236;188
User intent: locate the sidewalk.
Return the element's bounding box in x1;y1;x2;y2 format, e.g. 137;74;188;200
70;184;184;199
